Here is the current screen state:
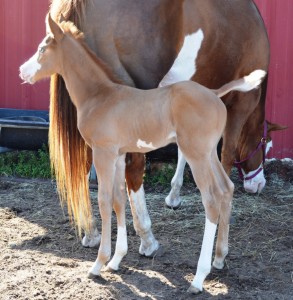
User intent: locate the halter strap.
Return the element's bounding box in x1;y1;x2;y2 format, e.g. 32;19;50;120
234;121;268;181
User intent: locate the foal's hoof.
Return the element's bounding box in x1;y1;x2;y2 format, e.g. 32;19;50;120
88;272;100;279
187;285;202;295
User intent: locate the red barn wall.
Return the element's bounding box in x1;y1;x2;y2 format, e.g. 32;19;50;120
0;0;292;158
254;0;293;158
0;0;49;111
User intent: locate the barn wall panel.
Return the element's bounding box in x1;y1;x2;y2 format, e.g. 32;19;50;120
0;0;49;110
254;0;293;158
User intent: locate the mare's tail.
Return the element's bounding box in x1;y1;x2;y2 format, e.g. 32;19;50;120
213;70;267;98
49;0;92;236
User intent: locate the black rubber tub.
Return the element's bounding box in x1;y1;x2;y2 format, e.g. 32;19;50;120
0;109;49;150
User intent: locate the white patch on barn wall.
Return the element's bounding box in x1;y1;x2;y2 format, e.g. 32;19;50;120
136;139;156;150
159;29;204;87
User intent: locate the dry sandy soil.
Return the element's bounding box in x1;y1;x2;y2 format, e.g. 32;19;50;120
0;160;292;300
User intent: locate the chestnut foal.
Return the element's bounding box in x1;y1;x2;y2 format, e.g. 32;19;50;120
20;15;266;294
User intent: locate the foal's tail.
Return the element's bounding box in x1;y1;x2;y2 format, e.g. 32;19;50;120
213;70;267;98
49;0;92;236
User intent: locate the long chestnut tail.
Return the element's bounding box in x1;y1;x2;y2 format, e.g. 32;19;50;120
49;0;92;236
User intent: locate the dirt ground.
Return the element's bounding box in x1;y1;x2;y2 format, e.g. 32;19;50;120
0;160;292;300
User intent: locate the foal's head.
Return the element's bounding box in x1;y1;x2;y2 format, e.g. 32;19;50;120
19;14;83;84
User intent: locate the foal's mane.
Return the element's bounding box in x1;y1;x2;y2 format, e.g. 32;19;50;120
61;20;123;84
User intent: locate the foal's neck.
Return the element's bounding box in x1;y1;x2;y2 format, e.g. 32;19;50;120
60;38;114;109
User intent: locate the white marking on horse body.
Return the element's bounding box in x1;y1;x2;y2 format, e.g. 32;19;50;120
242;140;273;193
136;139;156;150
190;218;217;292
167;131;177;140
159;29;204;87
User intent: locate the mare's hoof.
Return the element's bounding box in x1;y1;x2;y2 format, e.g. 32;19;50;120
187;285;202;295
165;202;181;210
141;245;164;258
213;259;225;270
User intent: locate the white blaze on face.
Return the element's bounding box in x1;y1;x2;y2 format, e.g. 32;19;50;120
19;37;49;84
243;140;273;193
136;139;156;150
159;29;204;87
19;52;41;84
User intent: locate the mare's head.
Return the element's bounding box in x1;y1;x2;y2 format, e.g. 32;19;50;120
236;120;287;193
19;14;82;84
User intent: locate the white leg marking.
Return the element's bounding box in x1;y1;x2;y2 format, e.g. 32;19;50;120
190;218;217;293
165;149;186;208
106;226;128;271
129;186;159;256
242;141;272;193
159;29;204;87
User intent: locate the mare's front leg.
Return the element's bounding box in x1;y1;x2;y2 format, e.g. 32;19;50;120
89;149;117;277
165;148;186;209
106;154;128;271
125;153;159;257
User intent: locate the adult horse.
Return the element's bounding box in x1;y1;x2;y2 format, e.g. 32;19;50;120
48;0;282;254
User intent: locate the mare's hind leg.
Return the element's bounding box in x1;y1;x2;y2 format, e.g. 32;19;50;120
125;153;159;257
106;154;128;271
82;172;101;248
181;148;233;294
165;148;186;209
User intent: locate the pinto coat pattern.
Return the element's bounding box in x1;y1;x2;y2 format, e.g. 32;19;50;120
20;15;266;293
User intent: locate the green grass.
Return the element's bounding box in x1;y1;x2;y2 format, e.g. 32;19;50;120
0;146;52;179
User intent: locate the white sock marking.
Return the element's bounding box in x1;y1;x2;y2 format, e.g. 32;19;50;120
191;218;217;291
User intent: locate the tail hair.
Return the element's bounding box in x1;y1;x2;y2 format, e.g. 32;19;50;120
213;70;267;98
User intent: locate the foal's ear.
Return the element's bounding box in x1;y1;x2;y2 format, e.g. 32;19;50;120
47;13;64;42
267;121;288;132
59;14;66;23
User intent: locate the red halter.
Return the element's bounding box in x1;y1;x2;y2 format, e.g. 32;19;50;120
234;121;269;181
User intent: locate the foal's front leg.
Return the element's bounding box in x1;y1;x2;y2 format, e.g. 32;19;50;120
106;154;128;271
89;149;117;277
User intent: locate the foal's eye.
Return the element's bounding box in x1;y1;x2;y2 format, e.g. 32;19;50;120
39;47;46;54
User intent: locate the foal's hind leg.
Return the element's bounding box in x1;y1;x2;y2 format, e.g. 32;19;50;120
180;147;231;294
106;154;128;271
211;149;234;269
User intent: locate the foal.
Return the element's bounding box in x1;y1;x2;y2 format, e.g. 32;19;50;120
20;15;266;294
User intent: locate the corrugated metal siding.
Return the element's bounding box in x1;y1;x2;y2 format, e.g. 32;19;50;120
0;0;49;110
0;0;292;157
254;0;293;158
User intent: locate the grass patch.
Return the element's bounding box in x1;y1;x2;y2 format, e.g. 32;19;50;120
0;146;52;179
